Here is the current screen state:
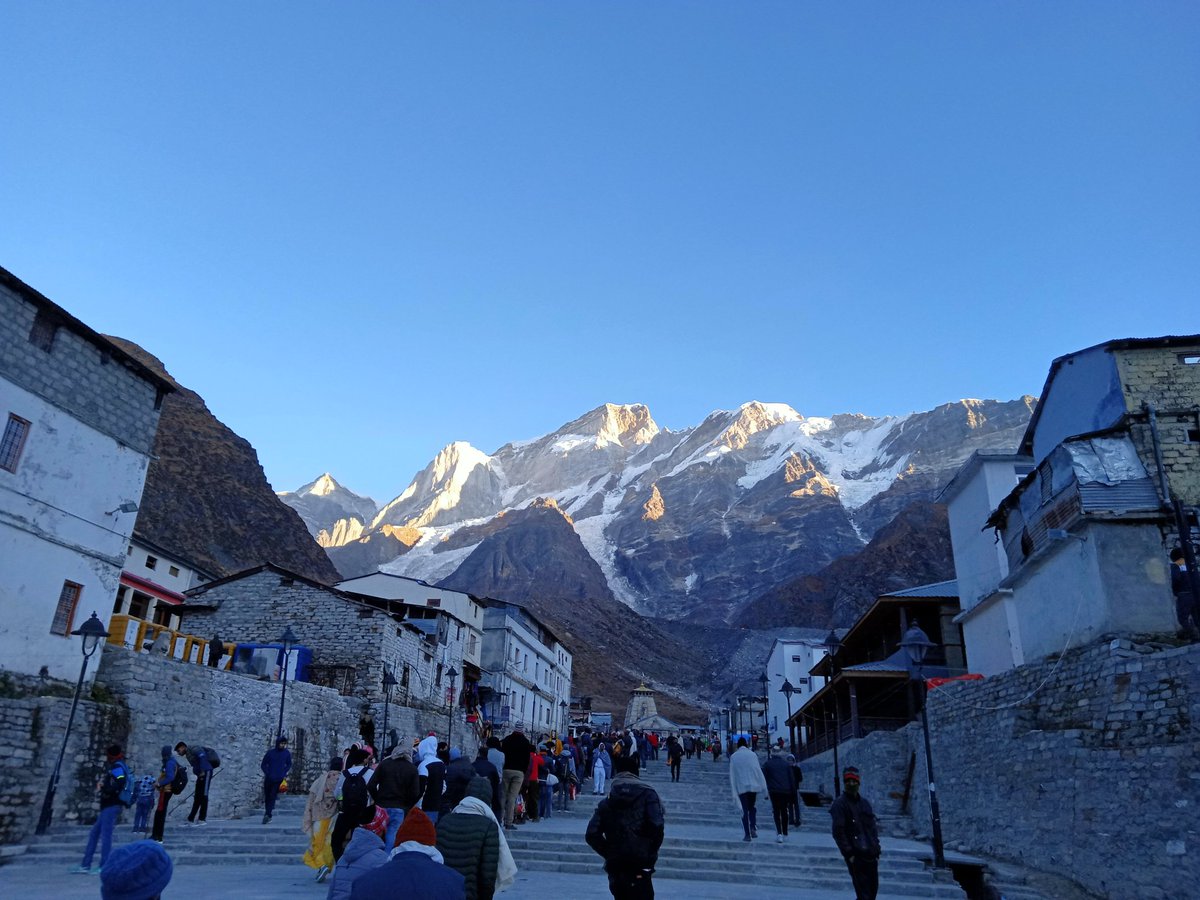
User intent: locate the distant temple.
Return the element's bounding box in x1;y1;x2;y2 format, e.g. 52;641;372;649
623;683;679;731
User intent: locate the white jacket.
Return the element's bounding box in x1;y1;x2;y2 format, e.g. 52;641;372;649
728;747;768;806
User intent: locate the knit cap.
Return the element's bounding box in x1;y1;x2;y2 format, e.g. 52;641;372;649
100;840;173;900
393;806;436;848
466;776;492;803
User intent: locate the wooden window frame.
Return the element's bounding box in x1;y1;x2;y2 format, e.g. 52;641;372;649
0;414;31;473
50;581;83;636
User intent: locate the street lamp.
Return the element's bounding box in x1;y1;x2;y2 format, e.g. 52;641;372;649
823;629;843;798
36;612;109;835
560;699;569;738
760;673;770;756
779;679;796;754
381;667;398;755
901;623;946;868
446;666;459;751
275;625;298;742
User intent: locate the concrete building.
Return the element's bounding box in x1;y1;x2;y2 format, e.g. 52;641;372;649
0;267;172;681
945;336;1200;674
479;597;572;737
764;633;829;751
111;533;216;634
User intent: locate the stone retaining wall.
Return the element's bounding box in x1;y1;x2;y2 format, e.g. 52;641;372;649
801;638;1200;899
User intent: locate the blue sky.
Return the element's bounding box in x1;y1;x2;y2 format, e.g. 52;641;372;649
3;2;1197;503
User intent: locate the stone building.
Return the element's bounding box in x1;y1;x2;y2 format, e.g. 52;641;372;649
0;266;173;681
944;335;1200;674
180;564;441;704
623;683;679;731
479;597;572;736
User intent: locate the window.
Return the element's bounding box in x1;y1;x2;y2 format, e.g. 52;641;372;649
436;663;443;686
50;581;82;636
0;415;31;473
1179;354;1200;365
168;565;180;578
145;556;157;571
29;310;58;352
456;624;462;640
1187;429;1200;444
426;598;441;608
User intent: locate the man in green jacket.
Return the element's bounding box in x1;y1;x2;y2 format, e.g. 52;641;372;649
436;776;507;900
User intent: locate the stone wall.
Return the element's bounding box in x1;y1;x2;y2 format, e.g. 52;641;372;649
0;275;164;455
800;637;1200;899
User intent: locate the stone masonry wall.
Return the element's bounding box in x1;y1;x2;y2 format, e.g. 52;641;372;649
801;638;1200;899
1119;344;1200;509
0;279;163;455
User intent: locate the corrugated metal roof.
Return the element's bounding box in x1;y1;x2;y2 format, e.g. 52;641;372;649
880;580;959;599
1078;477;1162;513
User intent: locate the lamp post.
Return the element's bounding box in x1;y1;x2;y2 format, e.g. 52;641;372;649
275;625;298;742
779;679;796;754
560;699;569;739
446;666;459;751
823;629;842;798
36;612;109;835
381;667;398;755
760;672;770;756
901;623;946;868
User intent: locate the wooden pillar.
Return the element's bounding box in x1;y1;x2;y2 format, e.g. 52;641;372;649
849;681;861;739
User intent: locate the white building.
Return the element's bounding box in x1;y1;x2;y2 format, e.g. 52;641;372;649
479;598;572;738
112;534;215;633
0;267;172;681
764;633;828;750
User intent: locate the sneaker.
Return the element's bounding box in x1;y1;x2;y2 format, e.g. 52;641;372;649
89;866;102;875
776;834;784;844
262;814;271;824
742;835;752;842
70;865;91;874
315;865;330;883
182;820;194;827
195;820;207;826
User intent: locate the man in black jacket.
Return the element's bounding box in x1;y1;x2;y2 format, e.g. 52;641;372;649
761;752;797;843
370;743;421;851
472;744;502;817
586;754;664;900
499;727;534;830
829;767;881;900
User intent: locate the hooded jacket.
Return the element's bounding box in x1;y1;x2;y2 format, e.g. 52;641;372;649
418;747;446;814
349;848;466;900
762;755;796;794
156;746;179;793
471;751;501;813
326;827;389;900
99;753;129;809
585;772;664;871
436;779;501;900
371;753;421;809
261;740;293;782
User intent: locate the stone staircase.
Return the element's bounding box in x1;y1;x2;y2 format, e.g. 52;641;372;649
12;754;1051;898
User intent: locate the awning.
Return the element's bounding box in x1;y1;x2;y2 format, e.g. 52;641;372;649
120;571;186;606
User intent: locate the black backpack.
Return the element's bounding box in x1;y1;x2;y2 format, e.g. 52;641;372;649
340;769;371;814
169;763;188;794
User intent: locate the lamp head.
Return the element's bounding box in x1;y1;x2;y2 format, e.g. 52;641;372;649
823;629;842;656
382;667;398;689
780;679;795;697
900;624;935;665
446;666;458;683
73;612;110;658
279;625;298;651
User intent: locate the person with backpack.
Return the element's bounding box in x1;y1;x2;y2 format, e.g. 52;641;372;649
131;772;156;834
175;742;214;826
332;747;375;862
151;745;183;843
665;735;683;783
261;735;293;824
72;743;131;874
586;752;664;900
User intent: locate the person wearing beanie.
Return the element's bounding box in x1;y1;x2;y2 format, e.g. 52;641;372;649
586;750;664;900
260;735;293;824
370;741;421;853
99;839;173;900
73;744;130;875
325;808;390;900
829;767;881;900
349;807;466;899
439;748;477;817
436;776;510;900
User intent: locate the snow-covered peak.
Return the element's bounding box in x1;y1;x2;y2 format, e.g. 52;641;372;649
305;473;340;497
429;441;492;484
543;403;661;452
712;401;802;450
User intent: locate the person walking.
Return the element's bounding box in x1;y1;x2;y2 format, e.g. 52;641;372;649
471;743;501;818
417;740;447;825
175;742;213;825
332;747;376;861
72;743;130;874
585;753;665;900
1170;547;1199;639
437;776;517;900
325;807;391;900
830;767;882;900
499;727;533;831
786;753;804;827
371;743;421;852
665;736;682;783
304;757;344;883
132;772;156;834
207;634;224;668
593;743;612;795
150;745;181;844
349;807;465;899
762;751;797;843
728;738;767;842
261;735;293;824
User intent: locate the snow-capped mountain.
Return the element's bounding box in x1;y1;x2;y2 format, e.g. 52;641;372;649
276;473;379;548
283;397;1034;624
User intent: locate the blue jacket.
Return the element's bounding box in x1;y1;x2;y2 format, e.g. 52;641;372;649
326;828;388;900
156;748;178;790
187;747;213;775
349;851;466;900
261;746;293;782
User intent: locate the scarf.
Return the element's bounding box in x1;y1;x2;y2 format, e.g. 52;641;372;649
453;795;517;891
389;841;444;863
303;770;340;832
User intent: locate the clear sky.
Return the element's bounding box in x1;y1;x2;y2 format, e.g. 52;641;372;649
3;2;1197;503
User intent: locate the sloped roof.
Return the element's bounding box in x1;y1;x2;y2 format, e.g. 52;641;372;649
880;580;959;600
